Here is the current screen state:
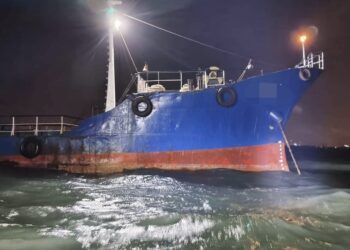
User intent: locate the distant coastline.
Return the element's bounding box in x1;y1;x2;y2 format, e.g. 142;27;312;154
287;145;350;163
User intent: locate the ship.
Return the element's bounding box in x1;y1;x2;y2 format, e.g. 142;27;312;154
0;11;324;174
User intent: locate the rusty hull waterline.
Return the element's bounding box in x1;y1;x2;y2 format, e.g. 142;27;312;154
0;143;289;174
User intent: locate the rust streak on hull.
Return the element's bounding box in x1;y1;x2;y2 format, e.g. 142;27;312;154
0;143;289;174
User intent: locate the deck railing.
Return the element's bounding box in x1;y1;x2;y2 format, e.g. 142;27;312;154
295;52;324;70
137;70;206;88
136;70;209;92
0;115;82;136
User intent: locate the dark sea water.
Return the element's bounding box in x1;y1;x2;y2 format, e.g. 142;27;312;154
0;161;350;250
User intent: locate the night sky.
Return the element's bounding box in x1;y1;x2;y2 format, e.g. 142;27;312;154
0;0;349;146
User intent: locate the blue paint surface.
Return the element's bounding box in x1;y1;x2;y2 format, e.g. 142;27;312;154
0;68;322;156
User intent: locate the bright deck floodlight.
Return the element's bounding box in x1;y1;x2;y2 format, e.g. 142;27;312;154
114;19;122;30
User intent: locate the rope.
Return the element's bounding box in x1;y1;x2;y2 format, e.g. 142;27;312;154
277;122;301;175
117;74;137;105
122;13;279;68
118;30;138;73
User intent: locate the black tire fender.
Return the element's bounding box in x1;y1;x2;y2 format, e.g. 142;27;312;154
216;87;237;107
299;68;312;81
20;136;42;159
132;95;153;117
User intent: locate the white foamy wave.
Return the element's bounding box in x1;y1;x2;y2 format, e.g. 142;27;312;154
44;175;229;248
40;228;75;238
0;223;22;228
38;214;214;249
6;209;19;219
58;192;165;225
58;175;194;225
223;225;245;241
72;216;214;248
121;216;213;242
26;206;56;217
105;175;187;192
202;200;212;211
1;190;24;197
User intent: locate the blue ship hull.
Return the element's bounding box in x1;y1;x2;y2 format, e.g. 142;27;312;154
0;68;322;173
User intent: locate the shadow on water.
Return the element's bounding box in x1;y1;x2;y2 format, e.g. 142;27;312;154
1;161;350;189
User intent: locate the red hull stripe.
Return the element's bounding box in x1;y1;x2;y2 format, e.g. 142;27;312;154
0;143;289;174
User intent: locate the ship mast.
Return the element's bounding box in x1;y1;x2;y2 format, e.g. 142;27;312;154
105;23;116;112
105;0;122;112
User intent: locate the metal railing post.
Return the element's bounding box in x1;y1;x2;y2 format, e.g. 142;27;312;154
11;116;15;136
180;71;183;88
34;116;38;136
60;116;64;134
157;72;160;85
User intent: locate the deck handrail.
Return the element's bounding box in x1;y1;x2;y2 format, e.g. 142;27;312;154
136;70;214;92
0;114;83;120
295;52;324;70
0;115;81;136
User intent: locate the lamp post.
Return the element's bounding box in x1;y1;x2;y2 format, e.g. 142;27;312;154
105;1;122;112
299;35;307;67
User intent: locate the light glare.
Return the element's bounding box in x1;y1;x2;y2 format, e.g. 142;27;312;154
299;35;307;43
114;19;122;30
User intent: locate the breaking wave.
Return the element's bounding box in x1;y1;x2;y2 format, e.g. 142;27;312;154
1;166;350;249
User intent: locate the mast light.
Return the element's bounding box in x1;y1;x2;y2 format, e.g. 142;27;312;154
299;35;307;66
299;35;307;43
